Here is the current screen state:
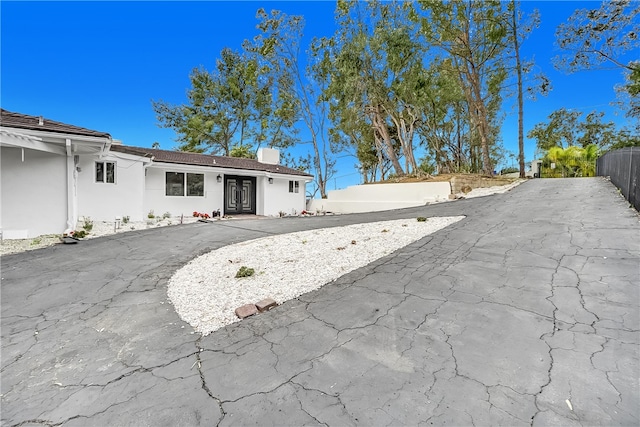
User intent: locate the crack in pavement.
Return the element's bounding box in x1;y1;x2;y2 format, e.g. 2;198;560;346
2;178;638;426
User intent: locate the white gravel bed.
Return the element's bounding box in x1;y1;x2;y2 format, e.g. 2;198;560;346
0;216;200;256
168;216;464;335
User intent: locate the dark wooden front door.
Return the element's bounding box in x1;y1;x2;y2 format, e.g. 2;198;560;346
224;176;256;214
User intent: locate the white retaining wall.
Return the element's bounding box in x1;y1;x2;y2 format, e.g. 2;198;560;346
307;181;452;214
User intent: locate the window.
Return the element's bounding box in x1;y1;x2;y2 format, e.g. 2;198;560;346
289;180;299;193
187;173;204;196
96;162;115;183
166;172;184;196
165;172;204;197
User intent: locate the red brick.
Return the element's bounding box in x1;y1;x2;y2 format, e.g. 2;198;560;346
235;304;258;319
256;298;277;312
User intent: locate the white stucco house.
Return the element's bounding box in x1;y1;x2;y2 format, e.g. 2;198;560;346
0;109;313;239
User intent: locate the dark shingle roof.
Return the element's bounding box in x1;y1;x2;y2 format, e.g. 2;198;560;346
0;109;111;138
110;145;313;177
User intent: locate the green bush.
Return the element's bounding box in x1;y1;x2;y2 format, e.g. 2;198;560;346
235;266;255;278
82;217;93;232
417;217;427;222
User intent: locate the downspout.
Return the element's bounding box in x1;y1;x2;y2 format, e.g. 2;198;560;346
65;139;77;231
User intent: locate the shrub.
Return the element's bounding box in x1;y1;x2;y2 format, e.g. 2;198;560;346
148;210;155;219
235;266;255;278
82;217;93;232
417;217;427;222
122;216;130;224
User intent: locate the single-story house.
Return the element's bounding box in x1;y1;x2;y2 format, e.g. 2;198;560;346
0;109;313;239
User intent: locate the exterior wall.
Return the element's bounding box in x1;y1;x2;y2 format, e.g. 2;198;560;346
263;176;307;216
1;147;67;238
307;181;451;214
449;176;514;194
144;164;225;218
77;152;146;222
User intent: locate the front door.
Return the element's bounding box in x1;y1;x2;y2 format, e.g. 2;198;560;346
224;176;256;214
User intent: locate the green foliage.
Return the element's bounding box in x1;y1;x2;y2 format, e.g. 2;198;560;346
554;0;640;121
235;266;255;278
528;108;625;152
152;42;299;156
417;217;427;222
500;167;520;174
148;210;155;219
541;144;599;178
416;0;511;175
229;144;257;159
122;216;130;224
73;230;87;239
82;217;93;232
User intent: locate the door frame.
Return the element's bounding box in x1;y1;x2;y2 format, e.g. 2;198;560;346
223;175;257;215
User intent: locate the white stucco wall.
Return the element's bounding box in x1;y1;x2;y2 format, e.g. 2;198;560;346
263;176;307;216
307;181;452;214
76;152;147;222
1;147;67;238
144;164;225;218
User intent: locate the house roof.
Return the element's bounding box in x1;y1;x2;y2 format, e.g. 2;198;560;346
0;109;111;138
110;144;313;177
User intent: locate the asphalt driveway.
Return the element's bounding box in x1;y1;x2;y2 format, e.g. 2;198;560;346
1;178;638;426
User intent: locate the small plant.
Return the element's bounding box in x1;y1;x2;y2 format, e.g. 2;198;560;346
148;210;155;219
302;239;307;244
82;217;93;232
122;216;130;224
30;238;42;246
417;217;427;222
235;266;255;278
381;229;389;233
162;211;171;219
73;230;87;238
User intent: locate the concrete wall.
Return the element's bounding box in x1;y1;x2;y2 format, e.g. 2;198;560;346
307;181;451;214
77;152;146;222
1;147;67;238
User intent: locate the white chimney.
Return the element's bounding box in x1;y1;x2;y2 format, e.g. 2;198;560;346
257;147;280;165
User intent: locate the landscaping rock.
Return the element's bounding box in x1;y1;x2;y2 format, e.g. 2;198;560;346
256;298;277;312
235;304;258;319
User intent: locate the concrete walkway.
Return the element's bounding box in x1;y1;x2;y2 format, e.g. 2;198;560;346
1;178;638;426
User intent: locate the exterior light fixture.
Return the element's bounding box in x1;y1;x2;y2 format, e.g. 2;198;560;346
216;174;222;183
268;177;273;184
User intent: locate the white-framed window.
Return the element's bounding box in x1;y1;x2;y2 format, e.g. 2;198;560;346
289;180;299;193
165;172;204;197
96;161;116;183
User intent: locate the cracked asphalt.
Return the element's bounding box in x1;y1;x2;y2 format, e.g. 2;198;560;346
1;177;639;426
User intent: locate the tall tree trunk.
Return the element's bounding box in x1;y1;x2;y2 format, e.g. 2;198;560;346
512;0;526;178
371;105;404;176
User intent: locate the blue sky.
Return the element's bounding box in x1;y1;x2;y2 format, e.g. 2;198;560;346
2;1;636;192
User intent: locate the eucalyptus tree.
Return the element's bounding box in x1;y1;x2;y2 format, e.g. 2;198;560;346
555;0;640;121
246;8;335;198
415;0;510;176
326;0;433;178
527;108;582;151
